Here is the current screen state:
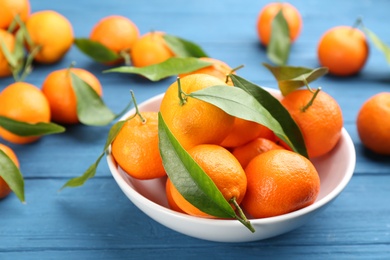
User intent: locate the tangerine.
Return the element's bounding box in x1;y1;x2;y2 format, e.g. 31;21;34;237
159;74;235;150
130;31;175;67
169;144;247;218
242;149;320;218
89;15;140;64
111;111;166;180
41;67;103;125
0;0;30;30
232;137;284;168
256;2;302;46
0;29;15;78
165;178;185;213
357;92;390;155
317;26;369;76
0;143;20;199
281;89;343;158
0;82;51;144
25;10;74;63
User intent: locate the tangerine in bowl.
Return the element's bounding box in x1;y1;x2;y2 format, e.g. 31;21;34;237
106;89;356;243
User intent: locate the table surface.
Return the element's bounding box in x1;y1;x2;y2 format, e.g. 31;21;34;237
1;0;390;259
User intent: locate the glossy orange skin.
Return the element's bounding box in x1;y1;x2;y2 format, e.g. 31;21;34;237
242;149;320;218
0;0;30;30
256;2;302;46
357;92;390;155
317;26;369;76
41;68;103;125
0;82;51;144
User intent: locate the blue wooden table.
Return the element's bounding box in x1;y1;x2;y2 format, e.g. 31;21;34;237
1;0;390;259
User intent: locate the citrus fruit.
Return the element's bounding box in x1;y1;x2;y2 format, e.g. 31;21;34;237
281;89;343;158
0;28;15;78
0;143;20;199
0;82;51;144
0;0;30;30
130;31;175;67
89;15;140;64
169;144;247;218
41;67;103;125
357;92;390;155
179;57;234;85
232;137;284;168
25;10;74;63
317;26;369;76
256;2;302;46
220;118;275;148
159;74;235;150
111;111;166;180
165;178;185;213
242;149;320;218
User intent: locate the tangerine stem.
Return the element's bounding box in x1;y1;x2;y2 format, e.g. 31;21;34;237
18;45;41;82
226;64;244;84
120;49;131;66
302;87;321;112
130;90;146;124
176;77;187;106
230;197;255;233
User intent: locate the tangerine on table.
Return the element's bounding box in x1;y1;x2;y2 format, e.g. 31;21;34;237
111;111;166;180
281;89;343;158
0;29;15;78
41;67;103;125
130;31;175;67
232;137;284;169
169;144;247;218
25;10;74;64
0;0;30;30
0;82;51;144
159;74;235;150
0;143;20;199
317;26;369;76
178;57;234;85
89;15;140;64
242;149;320;218
357;92;390;155
256;2;302;46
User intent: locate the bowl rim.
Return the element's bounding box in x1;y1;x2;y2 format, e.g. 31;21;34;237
107;90;356;227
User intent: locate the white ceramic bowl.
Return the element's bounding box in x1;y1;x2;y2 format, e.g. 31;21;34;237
107;89;356;243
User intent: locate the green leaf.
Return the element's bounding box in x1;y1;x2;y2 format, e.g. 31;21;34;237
158;112;254;231
230;74;308;157
104;57;212;81
70;72;116;126
61;120;126;189
0;150;25;203
0;116;65;136
267;10;291;66
0;37;18;68
363;28;390;64
163;34;209;58
74;38;121;63
263;63;329;96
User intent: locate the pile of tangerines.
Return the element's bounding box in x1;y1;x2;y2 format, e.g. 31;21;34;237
0;1;389;223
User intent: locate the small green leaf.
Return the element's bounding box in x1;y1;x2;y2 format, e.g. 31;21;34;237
363;27;390;64
0;116;65;136
158;112;254;231
163;34;209;58
0;38;18;68
0;150;25;203
70;72;116;126
267;10;291;66
263;63;329;96
104;57;212;81
74;38;121;63
61;120;126;190
230;74;308;157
